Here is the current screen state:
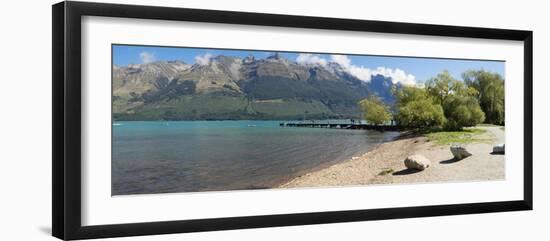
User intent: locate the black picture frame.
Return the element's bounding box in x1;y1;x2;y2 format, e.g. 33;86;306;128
52;1;533;240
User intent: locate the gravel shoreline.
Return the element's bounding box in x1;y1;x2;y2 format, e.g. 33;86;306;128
279;126;505;188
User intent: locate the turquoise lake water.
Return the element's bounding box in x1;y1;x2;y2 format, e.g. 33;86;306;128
112;120;399;195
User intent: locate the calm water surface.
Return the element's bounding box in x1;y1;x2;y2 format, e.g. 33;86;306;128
112;121;398;195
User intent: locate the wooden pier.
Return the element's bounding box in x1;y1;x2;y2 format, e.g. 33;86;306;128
279;120;401;131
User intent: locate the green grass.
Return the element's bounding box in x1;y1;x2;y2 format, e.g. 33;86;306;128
425;128;489;145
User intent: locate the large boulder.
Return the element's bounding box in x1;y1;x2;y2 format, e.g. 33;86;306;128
493;144;505;154
450;145;472;160
404;154;431;170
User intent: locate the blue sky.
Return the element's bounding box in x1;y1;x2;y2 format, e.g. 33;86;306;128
113;44;504;84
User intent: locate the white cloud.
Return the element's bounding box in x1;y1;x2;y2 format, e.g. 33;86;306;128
371;67;416;86
139;51;156;64
328;54;416;85
195;53;213;65
348;66;373;81
330;55;352;69
296;54;328;67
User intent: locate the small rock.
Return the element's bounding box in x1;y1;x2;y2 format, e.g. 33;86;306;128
493;144;505;154
404;154;431;170
450;145;472;160
351;156;360;160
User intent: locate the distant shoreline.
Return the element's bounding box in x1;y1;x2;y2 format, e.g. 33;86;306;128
113;119;310;122
112;118;363;122
279;126;505;188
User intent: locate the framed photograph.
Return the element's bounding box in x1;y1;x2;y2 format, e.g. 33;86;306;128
52;1;533;240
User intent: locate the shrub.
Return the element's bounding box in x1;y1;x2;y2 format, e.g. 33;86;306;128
442;95;485;130
396;99;446;128
358;96;392;125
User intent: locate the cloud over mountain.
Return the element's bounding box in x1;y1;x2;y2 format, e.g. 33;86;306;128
139;51;156;64
296;53;328;67
113;54;401;120
296;54;416;85
194;53;214;65
370;67;416;86
330;55;352;69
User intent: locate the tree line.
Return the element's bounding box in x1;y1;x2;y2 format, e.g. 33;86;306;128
359;70;505;130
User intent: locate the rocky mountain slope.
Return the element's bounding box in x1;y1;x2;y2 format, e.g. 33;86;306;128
112;53;398;120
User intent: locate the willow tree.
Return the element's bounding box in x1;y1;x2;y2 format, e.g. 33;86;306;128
425;70;478;104
421;70;485;130
425;71;458;104
358;96;392;125
462;70;505;125
442;95;485;130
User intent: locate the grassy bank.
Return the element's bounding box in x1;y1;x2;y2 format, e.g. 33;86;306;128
424;127;492;145
281;125;505;188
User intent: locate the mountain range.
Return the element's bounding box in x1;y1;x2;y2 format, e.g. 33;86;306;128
112;53;399;120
